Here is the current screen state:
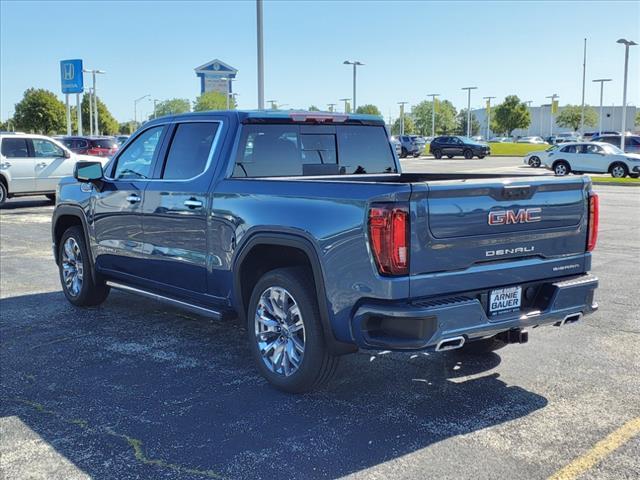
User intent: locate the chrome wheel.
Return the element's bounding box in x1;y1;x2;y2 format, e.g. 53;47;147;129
611;165;626;178
62;237;83;297
255;286;305;377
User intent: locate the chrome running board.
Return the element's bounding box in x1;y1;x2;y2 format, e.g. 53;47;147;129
106;281;222;319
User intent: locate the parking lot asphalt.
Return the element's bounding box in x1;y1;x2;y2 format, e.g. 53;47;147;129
1;162;639;479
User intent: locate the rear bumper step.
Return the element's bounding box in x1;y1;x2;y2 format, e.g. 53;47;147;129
350;273;598;350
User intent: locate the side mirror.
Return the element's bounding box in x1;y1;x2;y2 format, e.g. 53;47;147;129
74;161;103;182
63;149;71;159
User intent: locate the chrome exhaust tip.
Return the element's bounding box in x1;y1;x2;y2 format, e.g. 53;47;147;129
435;336;466;352
555;312;582;327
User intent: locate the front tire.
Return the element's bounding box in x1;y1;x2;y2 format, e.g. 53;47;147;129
433;149;442;159
464;149;473;159
58;226;110;306
610;163;628;178
400;147;407;158
529;156;541;168
247;267;339;393
0;182;7;206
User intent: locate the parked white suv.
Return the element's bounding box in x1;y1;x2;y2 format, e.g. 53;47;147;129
0;134;106;205
541;141;640;178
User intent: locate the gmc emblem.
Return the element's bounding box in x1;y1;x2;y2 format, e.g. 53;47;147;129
488;208;542;225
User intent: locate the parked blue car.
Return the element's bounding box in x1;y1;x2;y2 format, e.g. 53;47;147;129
52;110;599;392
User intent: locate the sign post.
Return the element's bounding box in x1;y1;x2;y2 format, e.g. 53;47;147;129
60;59;84;135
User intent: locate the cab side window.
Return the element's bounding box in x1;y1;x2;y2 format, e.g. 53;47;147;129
113;126;164;180
1;138;30;158
162;122;219;180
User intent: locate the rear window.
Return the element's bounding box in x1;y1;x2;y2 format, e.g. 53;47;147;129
91;138;117;149
1;138;29;158
233;124;396;177
162;122;219;180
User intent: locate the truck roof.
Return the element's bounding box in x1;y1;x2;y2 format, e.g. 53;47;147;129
154;110;385;125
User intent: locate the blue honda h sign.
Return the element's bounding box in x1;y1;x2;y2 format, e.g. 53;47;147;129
60;59;84;94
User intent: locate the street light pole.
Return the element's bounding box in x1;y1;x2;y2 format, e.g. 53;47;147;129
87;88;94;136
339;98;351;113
343;61;363;111
398;101;408;136
525;101;533;136
592;79;612;136
267;99;277;110
483;96;496;140
427;93;439;138
327;103;336;113
134;94;150;127
580;38;587;135
546;94;559;136
617;38;637;149
256;0;264;109
461;87;478;137
83;69;106;135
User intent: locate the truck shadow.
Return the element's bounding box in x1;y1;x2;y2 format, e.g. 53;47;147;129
1;290;548;480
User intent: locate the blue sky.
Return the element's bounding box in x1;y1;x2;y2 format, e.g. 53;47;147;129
1;0;638;123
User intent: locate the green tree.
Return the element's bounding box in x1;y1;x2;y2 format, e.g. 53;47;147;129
412;99;458;136
307;105;320;111
456;109;481;136
555;105;598;131
79;94;119;135
391;116;416;135
492;95;531;136
13;88;66;134
0;118;14;131
194;91;235;111
355;104;381;116
151;98;191;119
636;111;640;126
118;121;140;134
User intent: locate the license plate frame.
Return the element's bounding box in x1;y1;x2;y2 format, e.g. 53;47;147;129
488;286;522;316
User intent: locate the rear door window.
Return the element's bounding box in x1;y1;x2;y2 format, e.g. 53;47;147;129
162;122;219;180
1;138;30;158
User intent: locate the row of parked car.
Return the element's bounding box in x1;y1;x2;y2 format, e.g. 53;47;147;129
524;139;640;178
52;134;129;157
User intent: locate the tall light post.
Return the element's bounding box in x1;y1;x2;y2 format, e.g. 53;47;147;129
134;94;150;127
617;38;637;148
525;101;533;135
592;79;612;136
427;93;439;137
483;96;496;140
339;98;351;113
256;0;264;109
461;87;478;137
579;38;587;135
398;101;408;135
343;60;364;111
546;94;559;136
267;99;278;110
87;88;94;136
83;69;105;135
327;103;336;112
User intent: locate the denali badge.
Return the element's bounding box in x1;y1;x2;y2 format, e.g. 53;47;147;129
488;208;542;225
486;246;535;257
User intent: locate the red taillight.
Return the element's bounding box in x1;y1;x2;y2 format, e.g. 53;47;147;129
368;204;409;275
587;192;599;252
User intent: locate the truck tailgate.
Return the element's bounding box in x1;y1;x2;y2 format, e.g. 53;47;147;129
410;175;589;278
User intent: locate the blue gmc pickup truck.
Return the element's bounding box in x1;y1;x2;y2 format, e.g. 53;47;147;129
52;110;599;392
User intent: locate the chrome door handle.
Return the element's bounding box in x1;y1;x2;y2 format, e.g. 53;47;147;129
183;199;203;209
126;194;141;203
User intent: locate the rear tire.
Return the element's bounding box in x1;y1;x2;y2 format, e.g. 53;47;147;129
464;149;473;159
553;161;571;176
433;149;442;159
400;147;407;159
58;226;110;306
247;267;339;393
458;336;507;355
609;163;628;178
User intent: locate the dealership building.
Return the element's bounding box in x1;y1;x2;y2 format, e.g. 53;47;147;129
472;105;637;138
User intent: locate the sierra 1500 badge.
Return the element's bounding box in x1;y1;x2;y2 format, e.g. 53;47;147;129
488;207;542;225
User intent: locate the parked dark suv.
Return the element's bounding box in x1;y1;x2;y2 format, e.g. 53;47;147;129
429;136;490;159
590;135;640;154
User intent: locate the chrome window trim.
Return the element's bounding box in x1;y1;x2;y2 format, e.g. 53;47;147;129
103;119;224;183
